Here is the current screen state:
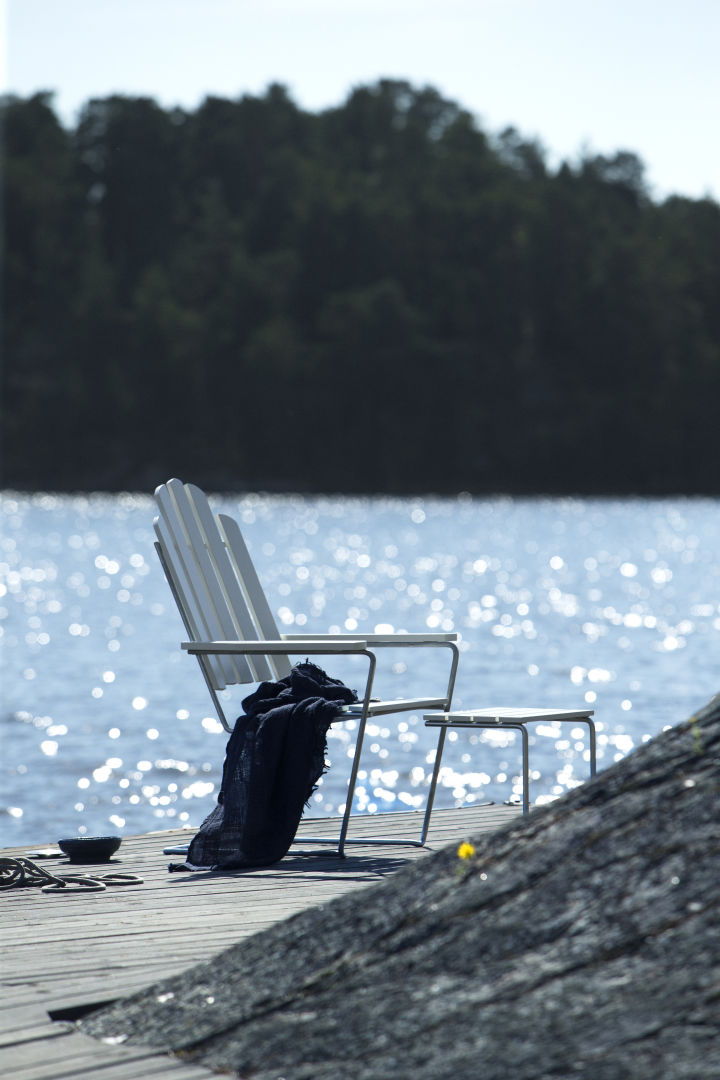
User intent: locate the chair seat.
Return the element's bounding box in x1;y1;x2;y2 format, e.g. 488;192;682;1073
341;697;448;718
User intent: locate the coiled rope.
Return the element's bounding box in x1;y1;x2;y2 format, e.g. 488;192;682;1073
0;856;142;893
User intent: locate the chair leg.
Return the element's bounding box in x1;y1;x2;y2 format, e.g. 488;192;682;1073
333;650;376;856
336;712;368;857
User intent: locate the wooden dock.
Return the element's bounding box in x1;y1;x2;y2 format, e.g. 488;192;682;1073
1;804;519;1079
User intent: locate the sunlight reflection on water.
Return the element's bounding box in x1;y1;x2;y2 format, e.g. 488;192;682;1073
2;491;719;844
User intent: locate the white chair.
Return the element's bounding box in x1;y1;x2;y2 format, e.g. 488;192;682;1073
153;479;459;855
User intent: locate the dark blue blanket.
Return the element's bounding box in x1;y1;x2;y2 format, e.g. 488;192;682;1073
181;662;357;869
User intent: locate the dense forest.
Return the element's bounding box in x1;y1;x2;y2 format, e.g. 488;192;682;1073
2;81;719;495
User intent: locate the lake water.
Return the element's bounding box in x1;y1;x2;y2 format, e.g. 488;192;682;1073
2;491;719;847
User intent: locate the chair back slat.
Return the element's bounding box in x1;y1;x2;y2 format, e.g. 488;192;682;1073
154;514;236;690
155;482;249;688
185;486;275;683
154;515;213;666
154;479;292;688
218;513;292;680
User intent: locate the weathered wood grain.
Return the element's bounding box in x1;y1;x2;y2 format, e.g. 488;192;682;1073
1;804;518;1078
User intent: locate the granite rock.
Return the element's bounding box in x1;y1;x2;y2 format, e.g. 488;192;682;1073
81;694;720;1079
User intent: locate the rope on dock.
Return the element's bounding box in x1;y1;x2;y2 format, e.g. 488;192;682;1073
0;857;142;893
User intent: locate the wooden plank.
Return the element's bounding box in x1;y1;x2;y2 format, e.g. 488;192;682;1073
8;1038;212;1080
1;805;519;1078
0;1021;74;1049
5;1038;166;1076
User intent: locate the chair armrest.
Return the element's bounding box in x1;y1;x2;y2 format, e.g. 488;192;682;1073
182;639;369;655
282;633;458;645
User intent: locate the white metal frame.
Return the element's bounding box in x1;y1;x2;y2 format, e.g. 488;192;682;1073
153;479;459;856
422;707;597;835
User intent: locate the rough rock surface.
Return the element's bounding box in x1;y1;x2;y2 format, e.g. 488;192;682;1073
82;695;720;1079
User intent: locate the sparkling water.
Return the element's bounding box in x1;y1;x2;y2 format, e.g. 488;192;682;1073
2;491;719;846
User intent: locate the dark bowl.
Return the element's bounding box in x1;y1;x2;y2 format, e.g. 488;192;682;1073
57;836;122;863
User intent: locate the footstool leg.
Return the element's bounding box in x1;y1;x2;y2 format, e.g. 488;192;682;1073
420;725;447;844
518;722;530;815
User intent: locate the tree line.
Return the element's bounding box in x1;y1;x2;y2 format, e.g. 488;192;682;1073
2;81;719;495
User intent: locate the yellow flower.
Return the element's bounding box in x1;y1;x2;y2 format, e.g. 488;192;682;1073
457;842;476;861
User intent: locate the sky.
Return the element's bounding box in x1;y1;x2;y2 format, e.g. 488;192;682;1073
2;0;719;203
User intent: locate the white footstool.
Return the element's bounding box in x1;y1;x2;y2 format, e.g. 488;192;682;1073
420;707;596;838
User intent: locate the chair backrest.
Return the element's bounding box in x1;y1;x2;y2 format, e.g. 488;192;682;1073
154;479;292;690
